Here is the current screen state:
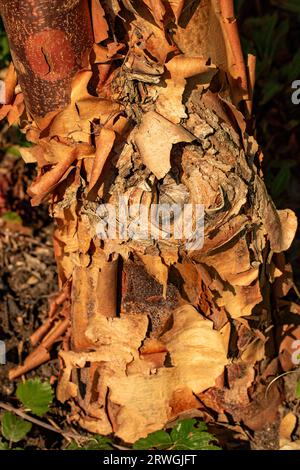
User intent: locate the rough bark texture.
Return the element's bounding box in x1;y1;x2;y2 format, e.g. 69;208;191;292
0;0;298;444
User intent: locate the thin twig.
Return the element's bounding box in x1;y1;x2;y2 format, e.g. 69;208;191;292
0;401;129;450
47;417;72;443
265;370;298;397
293;282;300;301
0;401;82;441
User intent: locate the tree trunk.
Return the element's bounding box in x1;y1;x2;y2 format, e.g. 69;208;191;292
0;0;297;443
0;0;93;116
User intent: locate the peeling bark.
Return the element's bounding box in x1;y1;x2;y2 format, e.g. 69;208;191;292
0;0;298;443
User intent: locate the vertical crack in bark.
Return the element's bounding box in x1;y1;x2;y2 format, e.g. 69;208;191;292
40;47;52;76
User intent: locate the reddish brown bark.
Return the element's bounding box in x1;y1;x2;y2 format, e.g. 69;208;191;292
0;0;93;116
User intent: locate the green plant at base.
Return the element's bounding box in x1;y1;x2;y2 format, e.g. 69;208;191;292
133;419;221;451
16;378;53;416
0;379;53;449
66;435;114;450
1;412;31;445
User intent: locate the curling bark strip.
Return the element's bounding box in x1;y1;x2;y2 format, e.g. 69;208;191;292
0;0;93;116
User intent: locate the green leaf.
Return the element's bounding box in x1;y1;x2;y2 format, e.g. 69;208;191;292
170;419;197;442
1;412;32;443
170;420;220;450
84;435;114;450
65;441;80;450
0;439;9;450
6;146;21;158
66;435;114;450
16;379;53;416
133;430;172;450
133;420;220;450
296;380;300;399
1;211;22;224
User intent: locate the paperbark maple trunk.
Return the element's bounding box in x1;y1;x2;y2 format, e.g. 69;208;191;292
0;0;297;445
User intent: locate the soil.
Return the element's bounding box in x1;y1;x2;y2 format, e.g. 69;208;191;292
0;148;70;450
